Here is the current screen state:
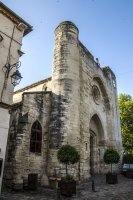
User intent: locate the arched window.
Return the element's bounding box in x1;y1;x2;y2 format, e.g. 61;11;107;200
30;121;42;153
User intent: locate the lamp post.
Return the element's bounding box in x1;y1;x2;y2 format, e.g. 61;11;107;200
3;61;22;86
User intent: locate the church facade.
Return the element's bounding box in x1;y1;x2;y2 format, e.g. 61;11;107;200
4;21;123;190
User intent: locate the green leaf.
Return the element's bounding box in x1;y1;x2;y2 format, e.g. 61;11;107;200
118;93;133;154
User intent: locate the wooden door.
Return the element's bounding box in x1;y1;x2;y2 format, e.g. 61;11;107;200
28;173;38;190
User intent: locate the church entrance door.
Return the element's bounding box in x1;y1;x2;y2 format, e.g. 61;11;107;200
89;114;105;175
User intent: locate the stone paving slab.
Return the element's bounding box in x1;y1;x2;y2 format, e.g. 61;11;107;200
0;175;133;200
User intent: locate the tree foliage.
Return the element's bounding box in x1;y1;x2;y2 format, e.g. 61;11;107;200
118;94;133;154
104;149;120;164
123;154;133;164
57;144;80;176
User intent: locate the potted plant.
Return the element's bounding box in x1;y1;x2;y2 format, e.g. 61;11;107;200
122;154;133;178
104;148;120;184
57;144;80;197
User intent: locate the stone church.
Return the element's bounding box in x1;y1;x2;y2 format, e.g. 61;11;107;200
4;21;123;190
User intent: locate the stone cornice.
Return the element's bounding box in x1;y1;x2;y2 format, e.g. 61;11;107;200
14;77;52;94
0;2;32;36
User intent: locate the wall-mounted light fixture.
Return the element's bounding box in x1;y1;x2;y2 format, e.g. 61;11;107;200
0;34;3;42
3;61;22;86
18;49;25;57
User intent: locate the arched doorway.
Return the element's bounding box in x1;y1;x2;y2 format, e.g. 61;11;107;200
89;114;105;175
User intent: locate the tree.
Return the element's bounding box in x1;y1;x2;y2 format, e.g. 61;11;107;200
118;94;133;154
57;144;80;176
57;145;80;196
104;149;120;173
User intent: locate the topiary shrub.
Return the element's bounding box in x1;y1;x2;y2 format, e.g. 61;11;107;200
104;148;120;173
57;144;80;177
57;145;80;196
123;154;133;164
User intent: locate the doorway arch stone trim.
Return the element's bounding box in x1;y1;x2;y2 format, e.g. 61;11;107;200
89;113;106;175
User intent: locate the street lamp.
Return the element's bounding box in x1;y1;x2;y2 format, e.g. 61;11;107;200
3;61;22;86
10;69;22;86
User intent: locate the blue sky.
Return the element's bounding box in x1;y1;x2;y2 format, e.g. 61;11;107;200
1;0;133;97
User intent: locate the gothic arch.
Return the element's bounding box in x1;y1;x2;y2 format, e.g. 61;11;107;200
92;76;110;110
30;120;42;153
89;114;105;174
89;114;104;143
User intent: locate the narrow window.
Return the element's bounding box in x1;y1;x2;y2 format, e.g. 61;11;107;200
85;143;88;151
30;121;42;153
0;158;3;176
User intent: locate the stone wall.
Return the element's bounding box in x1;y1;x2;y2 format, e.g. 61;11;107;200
13;77;52;103
0;3;31;193
0;13;24;105
0;108;10;191
4;92;51;190
78;43;120;178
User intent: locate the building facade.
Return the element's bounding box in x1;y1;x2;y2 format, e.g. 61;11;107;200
0;2;32;193
4;21;123;190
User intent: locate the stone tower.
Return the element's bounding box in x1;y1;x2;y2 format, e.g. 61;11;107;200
49;21;81;176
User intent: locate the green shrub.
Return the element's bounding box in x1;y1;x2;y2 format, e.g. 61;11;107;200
127;168;133;172
123;154;133;164
61;174;75;182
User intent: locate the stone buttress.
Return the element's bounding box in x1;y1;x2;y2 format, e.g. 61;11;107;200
48;21;80;177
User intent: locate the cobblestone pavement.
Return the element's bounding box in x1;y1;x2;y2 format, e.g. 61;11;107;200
0;175;133;200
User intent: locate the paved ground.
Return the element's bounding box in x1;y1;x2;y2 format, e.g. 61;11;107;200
0;175;133;200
